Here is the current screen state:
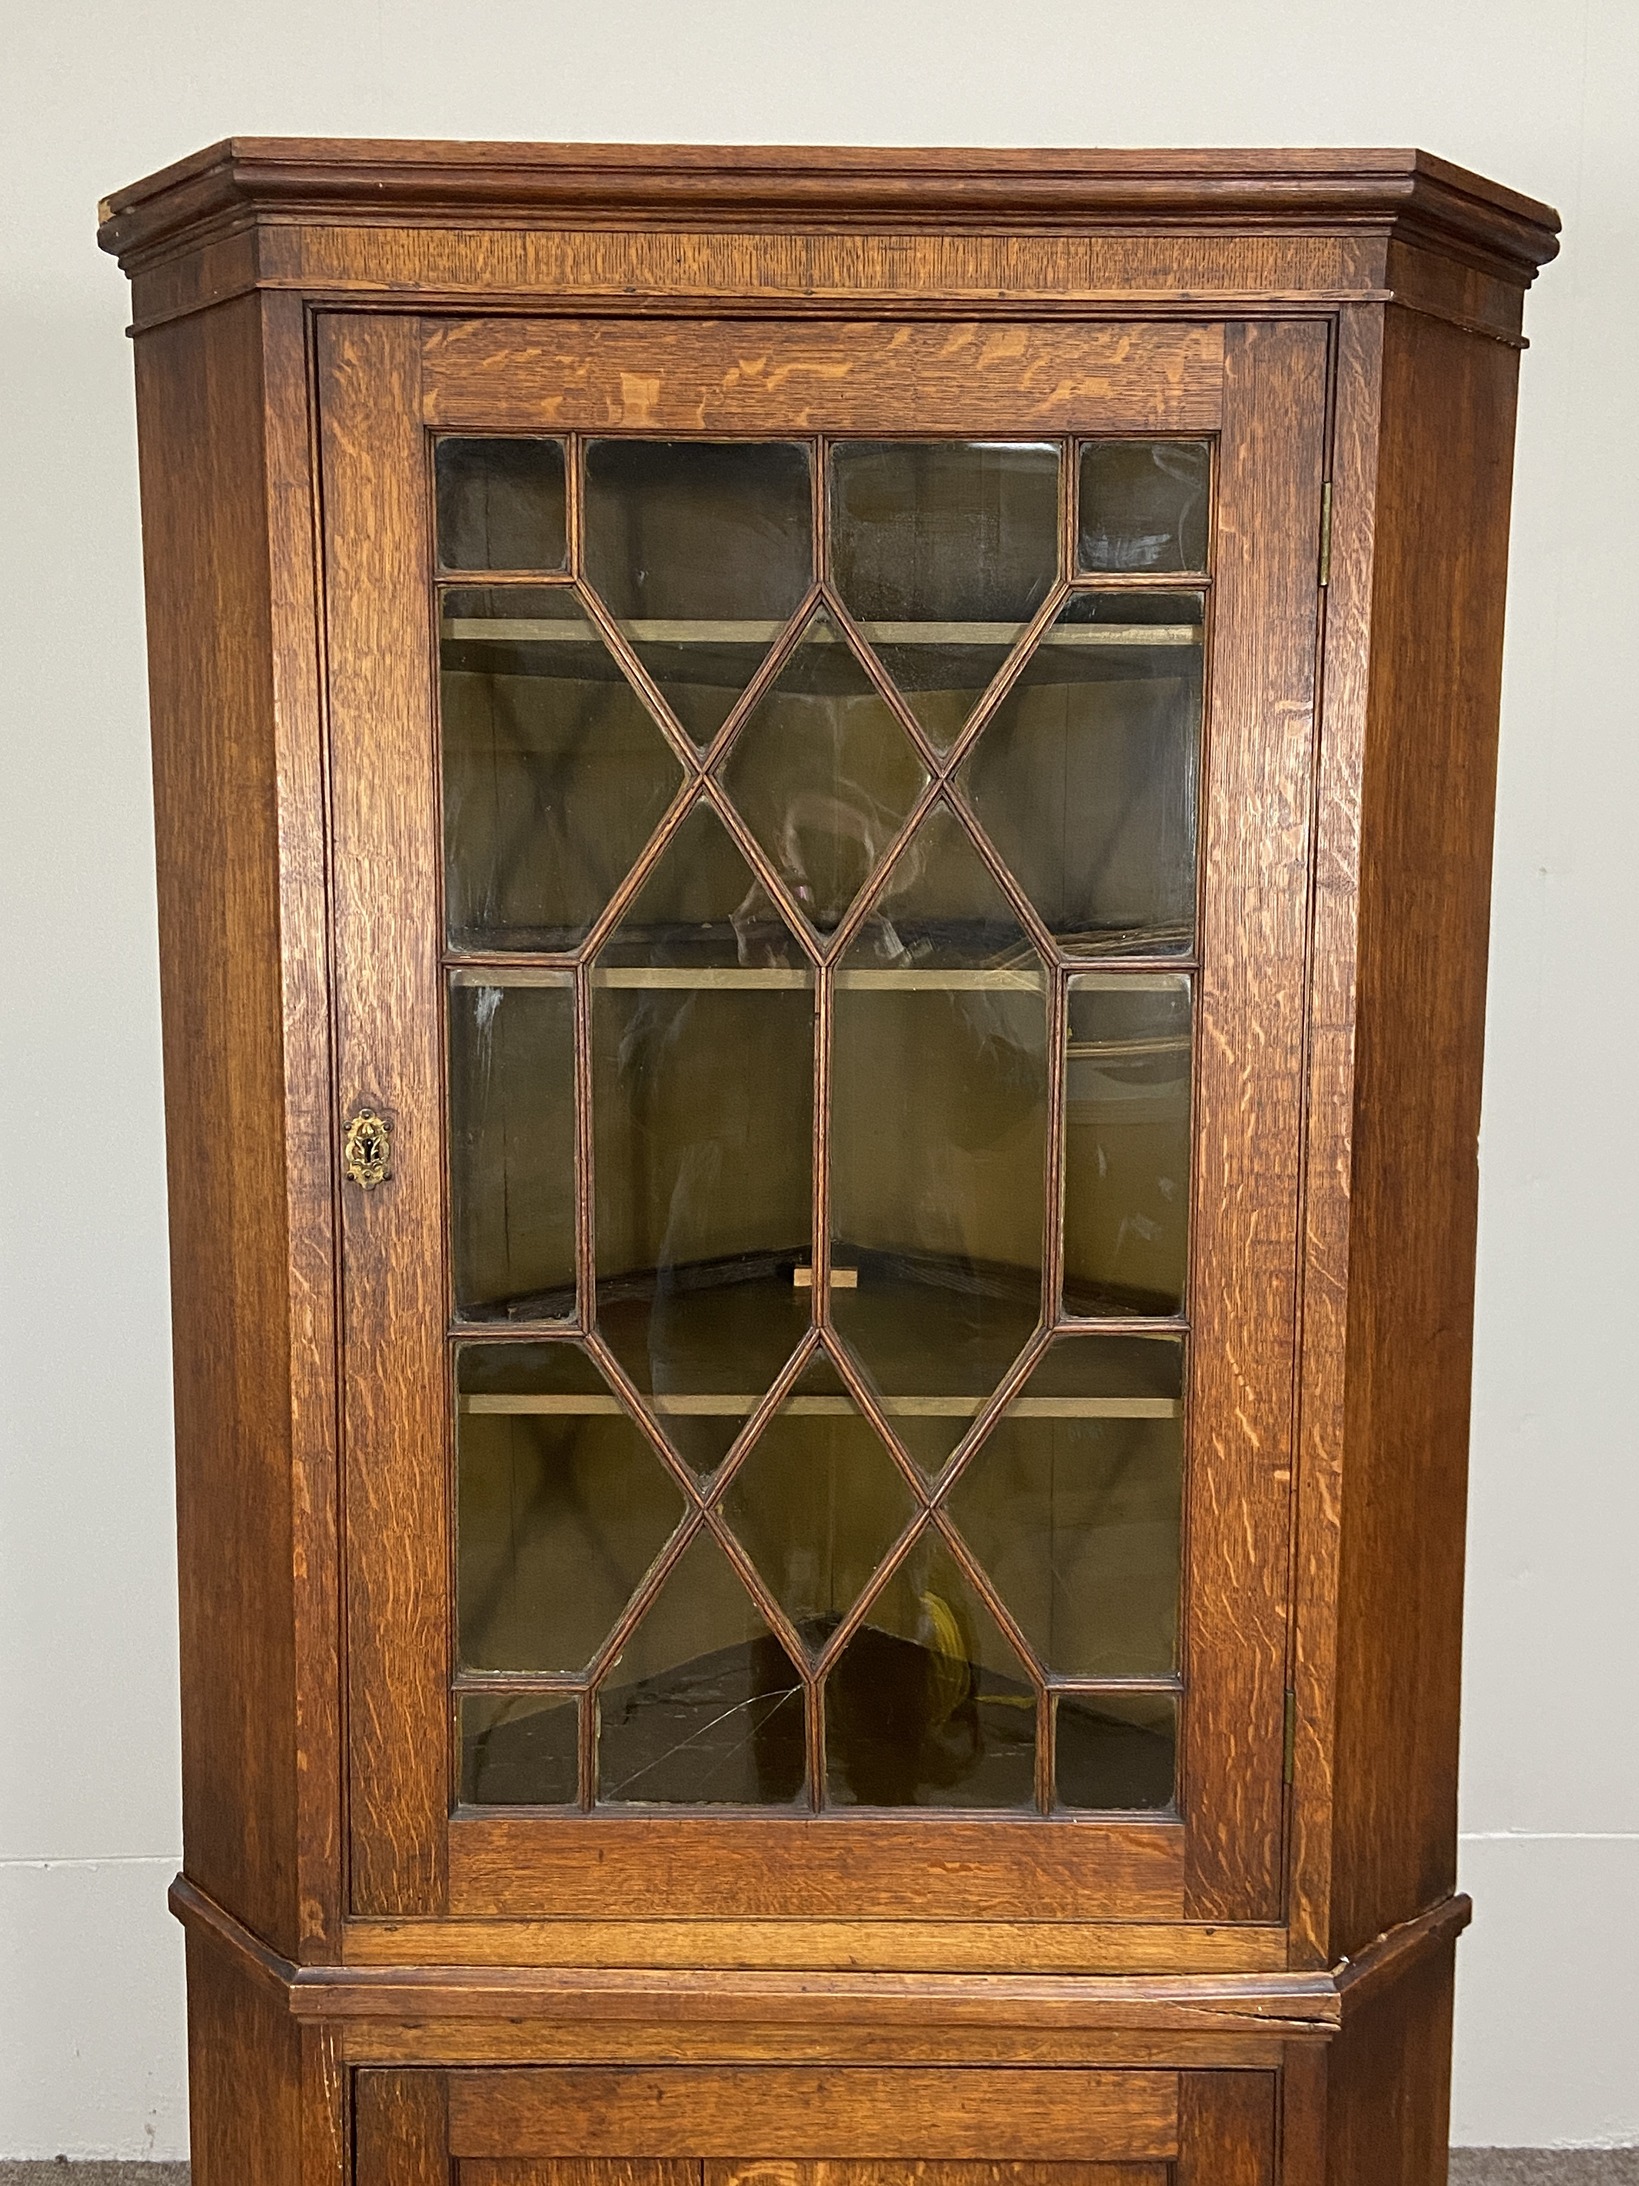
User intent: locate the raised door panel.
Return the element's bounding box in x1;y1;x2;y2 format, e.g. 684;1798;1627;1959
320;313;1325;1933
354;2068;1272;2183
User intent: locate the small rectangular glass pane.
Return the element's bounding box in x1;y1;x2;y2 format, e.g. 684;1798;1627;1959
460;1691;578;1805
959;592;1203;955
436;436;567;571
456;1343;685;1675
1055;1691;1177;1811
1064;974;1192;1315
1077;441;1210;574
440;586;682;952
448;972;576;1321
947;1334;1184;1677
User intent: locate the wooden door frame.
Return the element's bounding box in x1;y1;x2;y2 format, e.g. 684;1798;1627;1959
318;309;1327;1936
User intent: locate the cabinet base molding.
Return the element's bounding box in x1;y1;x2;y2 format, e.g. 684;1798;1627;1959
170;1871;1467;2063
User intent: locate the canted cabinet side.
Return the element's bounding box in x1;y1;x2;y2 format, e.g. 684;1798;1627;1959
1293;299;1525;1967
133;288;340;1964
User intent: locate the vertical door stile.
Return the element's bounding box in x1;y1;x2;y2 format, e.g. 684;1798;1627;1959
1183;320;1330;1920
320;314;451;1915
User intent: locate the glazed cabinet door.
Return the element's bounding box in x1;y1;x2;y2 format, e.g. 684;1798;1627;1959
319;312;1327;1933
353;2067;1274;2184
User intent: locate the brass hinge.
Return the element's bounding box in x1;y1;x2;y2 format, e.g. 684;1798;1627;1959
1319;481;1333;587
1283;1689;1297;1785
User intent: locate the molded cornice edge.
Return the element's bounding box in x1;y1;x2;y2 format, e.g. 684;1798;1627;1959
98;139;1560;287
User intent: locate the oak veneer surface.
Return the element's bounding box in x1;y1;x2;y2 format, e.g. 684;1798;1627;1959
136;295;303;1961
1327;306;1521;1961
446;2070;1178;2161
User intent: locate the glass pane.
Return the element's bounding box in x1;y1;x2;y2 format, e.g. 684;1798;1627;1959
961;591;1203;956
1077;441;1210;574
830;441;1059;752
437;437;568;572
825;1529;1036;1808
585;440;813;745
832;804;1046;1473
946;1334;1184;1676
456;1342;686;1674
597;1527;806;1804
1064;974;1193;1315
594;802;816;1477
460;1691;579;1805
1055;1691;1177;1811
718;1351;916;1656
448;972;576;1322
720;610;927;936
441;586;683;951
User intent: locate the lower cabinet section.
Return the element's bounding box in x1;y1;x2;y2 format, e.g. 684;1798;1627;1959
353;2069;1274;2186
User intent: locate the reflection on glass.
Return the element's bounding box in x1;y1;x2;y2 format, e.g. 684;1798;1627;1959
1077;441;1210;574
584;440;813;744
832;803;1046;1473
947;1335;1183;1676
593;801;816;1476
1055;1692;1177;1811
830;441;1058;752
460;1691;578;1806
441;586;682;951
598;1527;806;1804
719;1351;916;1653
1064;975;1192;1315
720;611;927;935
448;973;576;1321
456;1342;685;1674
436;438;567;572
961;591;1203;955
825;1529;1036;1807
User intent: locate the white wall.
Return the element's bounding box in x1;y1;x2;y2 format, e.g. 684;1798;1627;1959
2;0;1634;2159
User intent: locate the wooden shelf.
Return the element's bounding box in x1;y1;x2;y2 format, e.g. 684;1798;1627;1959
594;968;1051;990
442;616;1201;649
461;1393;1181;1420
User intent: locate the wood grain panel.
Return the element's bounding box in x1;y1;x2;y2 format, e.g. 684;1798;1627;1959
258;287;346;1965
448;2070;1178;2161
183;1928;310;2185
185;1923;349;2185
1175;2072;1275;2186
421;320;1222;433
1183;320;1327;1922
1323;1942;1457;2186
703;2165;1166;2186
463;2167;695;2186
342;1916;1284;1974
1327;308;1522;1959
356;2067;451;2185
448;1817;1183;1922
341;2023;1284;2072
319;313;450;1916
1285;303;1385;1967
135;293;304;1959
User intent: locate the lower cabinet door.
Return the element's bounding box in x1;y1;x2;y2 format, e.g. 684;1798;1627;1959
354;2068;1274;2186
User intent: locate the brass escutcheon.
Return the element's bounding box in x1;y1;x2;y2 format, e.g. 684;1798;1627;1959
342;1107;392;1188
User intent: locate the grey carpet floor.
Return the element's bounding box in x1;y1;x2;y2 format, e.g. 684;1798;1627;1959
3;2156;1636;2182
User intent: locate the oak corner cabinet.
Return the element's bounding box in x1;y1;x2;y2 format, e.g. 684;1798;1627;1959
100;139;1557;2186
